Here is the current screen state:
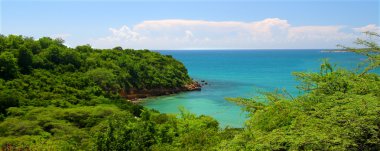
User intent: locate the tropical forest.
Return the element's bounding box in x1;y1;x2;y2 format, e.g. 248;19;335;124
0;31;379;150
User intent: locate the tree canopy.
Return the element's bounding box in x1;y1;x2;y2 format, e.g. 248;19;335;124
0;33;379;150
223;32;380;150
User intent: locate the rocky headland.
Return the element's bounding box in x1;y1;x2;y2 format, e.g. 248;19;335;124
119;81;202;101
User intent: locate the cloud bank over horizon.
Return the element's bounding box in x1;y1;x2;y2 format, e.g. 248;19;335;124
91;18;379;50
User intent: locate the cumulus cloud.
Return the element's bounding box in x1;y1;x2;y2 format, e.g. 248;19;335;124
353;24;380;33
98;26;141;42
184;30;194;40
91;18;378;49
51;33;71;39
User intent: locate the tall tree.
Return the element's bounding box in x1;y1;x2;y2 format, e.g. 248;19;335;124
17;46;33;74
0;52;19;80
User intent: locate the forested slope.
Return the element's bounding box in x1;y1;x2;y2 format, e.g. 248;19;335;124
0;35;223;150
0;35;195;108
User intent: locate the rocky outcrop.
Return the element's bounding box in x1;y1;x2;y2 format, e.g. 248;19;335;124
184;81;202;91
199;80;208;86
119;81;201;101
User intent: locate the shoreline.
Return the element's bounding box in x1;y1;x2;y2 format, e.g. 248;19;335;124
119;81;202;103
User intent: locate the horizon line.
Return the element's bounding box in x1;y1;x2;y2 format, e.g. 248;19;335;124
150;48;341;51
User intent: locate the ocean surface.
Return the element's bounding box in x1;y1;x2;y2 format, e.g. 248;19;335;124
141;50;367;128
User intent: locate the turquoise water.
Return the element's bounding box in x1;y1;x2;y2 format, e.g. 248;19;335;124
142;50;365;128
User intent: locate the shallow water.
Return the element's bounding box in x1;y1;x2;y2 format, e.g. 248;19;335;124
142;50;365;128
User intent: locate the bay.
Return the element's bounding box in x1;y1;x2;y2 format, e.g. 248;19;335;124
141;50;365;128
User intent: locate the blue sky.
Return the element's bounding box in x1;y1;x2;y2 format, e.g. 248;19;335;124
1;0;379;49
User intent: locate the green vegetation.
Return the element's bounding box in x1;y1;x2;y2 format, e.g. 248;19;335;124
223;32;380;150
0;32;379;150
0;35;193;109
0;35;224;150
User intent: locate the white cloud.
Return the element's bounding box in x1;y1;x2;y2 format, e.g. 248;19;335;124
353;24;380;33
51;33;71;39
98;25;141;42
184;30;194;40
91;18;378;49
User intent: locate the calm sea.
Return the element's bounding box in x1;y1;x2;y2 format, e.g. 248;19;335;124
141;50;366;128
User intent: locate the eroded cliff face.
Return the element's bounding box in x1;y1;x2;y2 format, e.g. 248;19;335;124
119;81;201;100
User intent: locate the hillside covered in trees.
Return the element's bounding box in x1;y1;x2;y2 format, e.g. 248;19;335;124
0;35;196;105
0;35;219;150
0;33;379;150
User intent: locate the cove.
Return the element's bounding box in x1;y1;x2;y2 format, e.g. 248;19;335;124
141;50;365;128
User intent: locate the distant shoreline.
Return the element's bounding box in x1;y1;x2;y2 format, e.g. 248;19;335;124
320;49;349;53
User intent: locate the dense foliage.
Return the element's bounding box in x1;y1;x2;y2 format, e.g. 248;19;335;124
0;35;227;150
0;35;192;110
0;32;379;150
223;32;380;150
